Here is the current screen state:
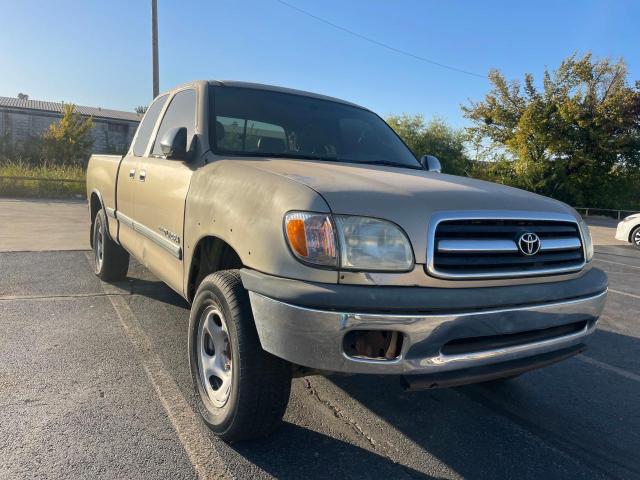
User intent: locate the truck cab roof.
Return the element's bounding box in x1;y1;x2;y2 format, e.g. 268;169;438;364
160;79;368;111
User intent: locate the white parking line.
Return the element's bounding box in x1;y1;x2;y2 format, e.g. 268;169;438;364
86;254;231;480
608;288;640;300
577;355;640;383
0;292;122;301
594;258;640;270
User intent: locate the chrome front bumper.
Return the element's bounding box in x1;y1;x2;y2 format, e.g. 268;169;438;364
248;290;607;375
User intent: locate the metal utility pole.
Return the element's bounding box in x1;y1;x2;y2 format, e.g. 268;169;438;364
151;0;159;98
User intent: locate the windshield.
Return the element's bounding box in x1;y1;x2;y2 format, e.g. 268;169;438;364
209;86;421;169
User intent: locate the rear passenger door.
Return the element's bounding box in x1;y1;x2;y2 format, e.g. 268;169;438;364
134;88;198;295
115;94;168;259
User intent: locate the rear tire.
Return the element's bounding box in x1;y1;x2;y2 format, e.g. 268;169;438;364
93;209;129;281
188;270;292;442
631;226;640;249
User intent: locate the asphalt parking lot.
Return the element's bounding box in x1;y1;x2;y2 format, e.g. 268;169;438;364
1;200;639;479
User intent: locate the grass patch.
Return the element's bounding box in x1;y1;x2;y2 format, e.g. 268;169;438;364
0;162;86;199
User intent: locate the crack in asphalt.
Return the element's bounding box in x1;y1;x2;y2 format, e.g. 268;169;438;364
303;377;380;451
302;378;438;480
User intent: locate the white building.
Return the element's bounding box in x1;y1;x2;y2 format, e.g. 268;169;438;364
0;95;141;154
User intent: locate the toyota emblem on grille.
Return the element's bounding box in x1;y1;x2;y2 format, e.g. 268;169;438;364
517;232;541;256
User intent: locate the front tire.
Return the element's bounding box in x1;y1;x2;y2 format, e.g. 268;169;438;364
188;270;292;442
93;209;129;281
631;226;640;249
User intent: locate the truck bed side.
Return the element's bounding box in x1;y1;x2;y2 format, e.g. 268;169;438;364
86;154;124;241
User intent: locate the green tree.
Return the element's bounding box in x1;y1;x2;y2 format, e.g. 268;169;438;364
463;53;640;208
43;104;94;166
386;114;471;175
135;105;148;115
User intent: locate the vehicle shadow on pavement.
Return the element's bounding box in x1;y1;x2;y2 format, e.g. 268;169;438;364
328;328;640;479
595;244;640;262
232;422;437;480
125;277;190;309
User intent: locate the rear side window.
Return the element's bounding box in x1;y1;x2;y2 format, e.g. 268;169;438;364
132;95;168;156
151;89;197;156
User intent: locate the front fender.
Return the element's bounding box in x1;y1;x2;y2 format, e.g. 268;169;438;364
182;159;338;296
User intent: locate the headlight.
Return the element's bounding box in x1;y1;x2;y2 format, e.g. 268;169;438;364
284;212;337;267
334;216;414;271
578;219;594;261
285;213;414;271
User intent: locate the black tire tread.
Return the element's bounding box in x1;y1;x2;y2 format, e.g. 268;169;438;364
194;270;291;442
94;210;129;281
631;226;640;249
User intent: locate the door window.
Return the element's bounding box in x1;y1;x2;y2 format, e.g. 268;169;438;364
151;89;197;156
132;95;168;156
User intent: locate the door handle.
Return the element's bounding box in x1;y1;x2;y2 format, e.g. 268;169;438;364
139;170;146;182
129;168;136;179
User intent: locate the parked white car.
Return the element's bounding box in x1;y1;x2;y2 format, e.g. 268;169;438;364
615;214;640;249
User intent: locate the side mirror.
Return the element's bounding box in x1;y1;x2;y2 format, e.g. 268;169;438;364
160;126;188;160
420;155;442;173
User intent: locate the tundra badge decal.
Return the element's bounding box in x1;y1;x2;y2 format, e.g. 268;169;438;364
159;226;181;245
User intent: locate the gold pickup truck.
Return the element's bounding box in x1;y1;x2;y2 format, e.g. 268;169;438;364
87;80;607;442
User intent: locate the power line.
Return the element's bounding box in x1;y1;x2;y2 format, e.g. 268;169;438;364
275;0;487;80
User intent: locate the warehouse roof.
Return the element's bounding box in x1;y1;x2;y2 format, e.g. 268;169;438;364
0;96;141;122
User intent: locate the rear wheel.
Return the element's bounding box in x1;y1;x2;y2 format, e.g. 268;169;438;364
93;209;129;281
188;270;292;442
631;226;640;249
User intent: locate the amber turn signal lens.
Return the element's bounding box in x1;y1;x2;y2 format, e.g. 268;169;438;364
286;219;308;257
284;212;337;267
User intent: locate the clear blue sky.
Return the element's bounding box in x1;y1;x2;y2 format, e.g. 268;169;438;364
1;0;638;127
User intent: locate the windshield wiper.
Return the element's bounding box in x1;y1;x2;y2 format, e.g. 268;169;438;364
244;152;341;162
355;160;424;170
233;152;423;170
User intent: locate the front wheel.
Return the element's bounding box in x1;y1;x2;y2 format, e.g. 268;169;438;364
631;226;640;249
188;270;292;442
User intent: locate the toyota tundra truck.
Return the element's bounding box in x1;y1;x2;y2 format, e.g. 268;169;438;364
86;80;607;442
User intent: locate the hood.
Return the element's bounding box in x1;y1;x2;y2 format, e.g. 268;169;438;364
242;158;577;263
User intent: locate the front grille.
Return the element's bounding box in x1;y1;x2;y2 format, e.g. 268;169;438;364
428;215;585;279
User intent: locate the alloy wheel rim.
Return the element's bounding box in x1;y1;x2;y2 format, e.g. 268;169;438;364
634;230;640;246
197;305;233;408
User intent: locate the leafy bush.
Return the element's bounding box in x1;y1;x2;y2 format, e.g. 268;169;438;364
386;114;472;176
0;104;94;168
463;53;640;210
42;104;94;166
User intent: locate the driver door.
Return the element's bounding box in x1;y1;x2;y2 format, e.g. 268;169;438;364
115;94;168;259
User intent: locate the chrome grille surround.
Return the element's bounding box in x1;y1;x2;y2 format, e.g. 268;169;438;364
426;211;587;280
